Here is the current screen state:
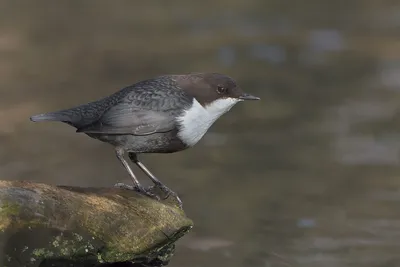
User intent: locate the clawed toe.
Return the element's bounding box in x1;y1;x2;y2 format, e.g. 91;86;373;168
114;183;135;190
141;188;160;200
114;183;160;200
113;182;182;208
156;183;183;208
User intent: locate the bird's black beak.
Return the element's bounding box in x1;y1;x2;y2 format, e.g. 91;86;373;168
239;93;260;101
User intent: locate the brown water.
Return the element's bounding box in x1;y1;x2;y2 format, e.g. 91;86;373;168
1;1;400;266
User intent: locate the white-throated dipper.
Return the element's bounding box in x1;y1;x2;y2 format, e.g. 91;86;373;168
30;73;260;206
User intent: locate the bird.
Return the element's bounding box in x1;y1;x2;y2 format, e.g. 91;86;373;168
30;72;260;206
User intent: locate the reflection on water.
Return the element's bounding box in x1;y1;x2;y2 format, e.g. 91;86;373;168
1;1;400;266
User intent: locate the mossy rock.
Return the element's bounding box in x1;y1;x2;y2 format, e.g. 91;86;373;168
0;180;193;267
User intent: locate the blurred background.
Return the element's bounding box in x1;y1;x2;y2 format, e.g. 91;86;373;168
1;0;400;266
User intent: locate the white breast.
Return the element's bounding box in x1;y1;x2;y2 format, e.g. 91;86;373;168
177;97;241;146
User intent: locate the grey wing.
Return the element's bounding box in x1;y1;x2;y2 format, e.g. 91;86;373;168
76;78;194;135
76;102;178;135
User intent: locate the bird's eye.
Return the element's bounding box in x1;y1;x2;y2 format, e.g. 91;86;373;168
216;86;226;94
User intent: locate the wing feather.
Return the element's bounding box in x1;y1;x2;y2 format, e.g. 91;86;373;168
77;99;181;135
76;78;193;135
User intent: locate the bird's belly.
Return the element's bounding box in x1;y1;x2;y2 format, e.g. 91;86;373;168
86;131;188;153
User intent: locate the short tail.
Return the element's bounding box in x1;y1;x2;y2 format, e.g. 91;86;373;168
30;112;72;122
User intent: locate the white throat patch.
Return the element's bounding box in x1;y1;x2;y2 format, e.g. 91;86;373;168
177;97;241;146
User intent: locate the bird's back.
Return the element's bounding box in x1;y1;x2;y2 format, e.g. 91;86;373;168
30;76;186;129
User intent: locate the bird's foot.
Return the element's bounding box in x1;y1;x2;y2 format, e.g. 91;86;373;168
151;182;183;209
113;182;182;209
114;183;160;200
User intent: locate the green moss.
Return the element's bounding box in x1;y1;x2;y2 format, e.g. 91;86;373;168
0;182;194;265
0;201;21;219
0;201;20;216
77;194;193;262
99;224;193;263
0;201;21;231
32;248;54;258
0;201;47;232
29;232;100;263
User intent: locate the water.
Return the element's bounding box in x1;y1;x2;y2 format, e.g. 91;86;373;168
1;1;400;266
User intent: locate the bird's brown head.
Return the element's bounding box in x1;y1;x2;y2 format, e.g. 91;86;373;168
174;73;260;107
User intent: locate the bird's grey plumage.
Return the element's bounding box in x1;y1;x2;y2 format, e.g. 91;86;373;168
31;76;193;136
30;72;260;207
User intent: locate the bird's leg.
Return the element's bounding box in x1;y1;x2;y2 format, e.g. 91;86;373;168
128;153;182;207
128;153;162;185
114;148;159;200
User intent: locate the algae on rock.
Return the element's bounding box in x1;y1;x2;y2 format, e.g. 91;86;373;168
0;180;193;267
